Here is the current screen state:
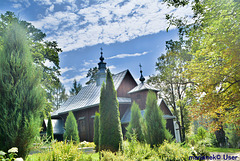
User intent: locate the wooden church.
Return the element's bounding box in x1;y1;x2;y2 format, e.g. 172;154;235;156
51;50;180;142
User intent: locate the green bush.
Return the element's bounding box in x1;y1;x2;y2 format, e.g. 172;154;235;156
64;111;79;142
93;112;100;152
225;125;240;148
0;22;45;159
47;114;54;142
142;91;172;147
99;70;123;152
26;141;92;161
157;141;191;161
126;102;144;142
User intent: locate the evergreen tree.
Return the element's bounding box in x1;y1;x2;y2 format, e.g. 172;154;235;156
70;79;82;96
0;23;45;159
52;82;68;110
126;101;144;142
47;114;54;142
142;91;171;147
99;69;123;152
93;112;100;152
63;111;79;142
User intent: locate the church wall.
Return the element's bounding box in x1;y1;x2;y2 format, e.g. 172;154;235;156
117;72;137;98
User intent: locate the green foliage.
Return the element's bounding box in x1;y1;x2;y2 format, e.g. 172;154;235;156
86;67;98;85
142;91;171;147
147;39;193;142
64;111;79;142
70;79;82;96
51;82;68;110
0;11;62;117
126;102;144;142
157;141;191;161
26;141;92;161
99;70;123;152
197;127;207;140
0;23;45;159
225;125;240;148
47;115;54;142
93;112;100;152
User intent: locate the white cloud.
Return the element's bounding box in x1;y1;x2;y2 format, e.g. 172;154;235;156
12;3;22;8
31;0;193;52
107;51;148;59
60;67;74;74
59;73;87;84
10;0;30;8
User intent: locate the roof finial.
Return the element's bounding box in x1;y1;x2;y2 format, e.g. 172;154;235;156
100;47;104;62
139;63;145;84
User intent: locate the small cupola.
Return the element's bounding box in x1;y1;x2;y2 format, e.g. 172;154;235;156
96;48;107;86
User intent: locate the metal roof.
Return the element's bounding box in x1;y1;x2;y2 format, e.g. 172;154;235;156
44;119;65;134
128;83;159;94
52;70;130;116
121;107;176;124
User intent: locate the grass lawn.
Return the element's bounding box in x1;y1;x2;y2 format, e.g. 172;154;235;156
206;147;240;153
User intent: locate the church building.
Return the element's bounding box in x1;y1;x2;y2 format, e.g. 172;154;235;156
51;50;180;142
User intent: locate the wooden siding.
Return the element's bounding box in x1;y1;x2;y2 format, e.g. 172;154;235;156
130;90;158;110
117;71;137;97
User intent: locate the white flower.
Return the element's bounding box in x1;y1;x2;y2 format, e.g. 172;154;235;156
15;158;24;161
8;147;18;153
0;151;6;156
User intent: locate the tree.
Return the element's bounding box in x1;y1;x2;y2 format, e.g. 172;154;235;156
52;82;68;110
99;69;123;152
70;79;82;96
86;67;98;85
148;40;192;142
142;91;171;147
126;101;144;142
0;11;62;117
47;114;54;142
63;111;79;142
93;112;100;152
0;23;45;159
164;0;240;134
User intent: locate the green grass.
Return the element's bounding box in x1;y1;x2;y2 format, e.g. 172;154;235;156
206;147;240;153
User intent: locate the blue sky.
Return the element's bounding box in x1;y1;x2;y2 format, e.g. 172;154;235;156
1;0;193;93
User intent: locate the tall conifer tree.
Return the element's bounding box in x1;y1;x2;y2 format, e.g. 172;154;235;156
0;23;45;159
126;101;144;142
63;111;79;142
99;70;123;152
47;114;54;142
143;91;171;147
93;112;100;152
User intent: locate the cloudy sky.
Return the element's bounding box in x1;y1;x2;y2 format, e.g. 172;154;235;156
1;0;193;93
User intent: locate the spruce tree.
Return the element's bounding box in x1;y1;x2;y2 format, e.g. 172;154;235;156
99;69;123;152
143;91;171;147
47;114;54;142
0;23;45;159
63;111;79;142
93;112;100;152
126;101;144;142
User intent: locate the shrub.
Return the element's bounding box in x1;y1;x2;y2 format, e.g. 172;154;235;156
64;111;79;142
157;141;191;161
226;125;240;148
99;70;123;152
142;91;171;147
126;102;144;142
26;141;92;161
0;23;45;159
47;114;54;142
93;112;100;152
